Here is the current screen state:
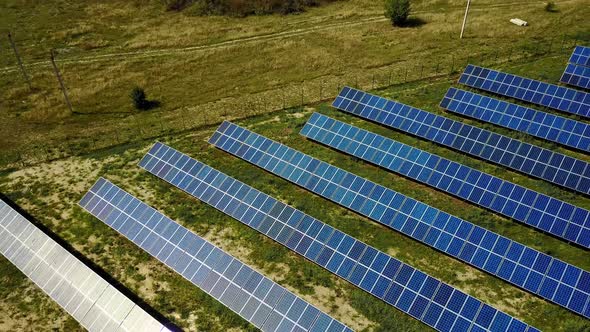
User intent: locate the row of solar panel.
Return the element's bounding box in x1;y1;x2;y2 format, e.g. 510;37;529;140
0;201;170;332
333;87;590;195
459;64;589;118
301;112;590;248
140;141;540;332
210;121;590;320
569;46;590;67
561;46;590;90
561;63;590;90
80;178;351;332
441;87;590;152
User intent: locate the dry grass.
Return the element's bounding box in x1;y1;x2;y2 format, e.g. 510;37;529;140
0;0;588;164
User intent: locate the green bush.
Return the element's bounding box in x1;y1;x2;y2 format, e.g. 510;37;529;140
384;0;411;27
545;1;557;12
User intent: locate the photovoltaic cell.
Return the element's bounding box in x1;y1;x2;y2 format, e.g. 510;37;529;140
441;87;590;152
332;86;590;195
209;121;590;320
0;200;170;332
79;178;349;332
561;64;590;90
568;46;590;68
459;65;590;118
301;112;590;249
139;141;540;332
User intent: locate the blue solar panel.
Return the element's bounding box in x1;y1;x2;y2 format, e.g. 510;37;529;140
561;64;590;90
568;46;590;68
459;65;590;118
441;87;590;152
139;142;541;332
79;178;351;332
301;112;590;249
209;121;590;320
332;87;590;195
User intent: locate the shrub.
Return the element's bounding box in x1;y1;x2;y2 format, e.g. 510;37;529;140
384;0;411;27
130;87;160;111
544;1;557;12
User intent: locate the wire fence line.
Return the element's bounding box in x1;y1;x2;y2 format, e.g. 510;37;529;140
0;35;580;171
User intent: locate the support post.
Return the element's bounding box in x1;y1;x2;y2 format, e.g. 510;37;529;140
50;49;74;114
8;32;32;90
460;0;471;39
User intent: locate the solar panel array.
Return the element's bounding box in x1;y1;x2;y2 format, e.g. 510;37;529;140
441;87;590;152
139;141;540;332
301;112;590;249
79;178;350;332
332;87;590;195
209;121;590;320
561;64;590;90
568;46;590;67
0;200;170;332
459;64;590;118
561;46;590;90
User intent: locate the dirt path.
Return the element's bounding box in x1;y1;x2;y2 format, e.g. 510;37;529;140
0;0;558;74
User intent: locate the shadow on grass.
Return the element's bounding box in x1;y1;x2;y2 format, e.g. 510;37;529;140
402;16;427;28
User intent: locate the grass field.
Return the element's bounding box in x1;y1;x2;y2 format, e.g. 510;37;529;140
1;0;589;168
1;0;590;331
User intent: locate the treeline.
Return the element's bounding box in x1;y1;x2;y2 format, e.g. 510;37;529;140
161;0;340;16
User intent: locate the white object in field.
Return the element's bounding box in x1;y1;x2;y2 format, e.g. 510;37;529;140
510;18;528;26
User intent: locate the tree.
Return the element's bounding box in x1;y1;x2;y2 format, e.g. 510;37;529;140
130;87;149;110
384;0;411;27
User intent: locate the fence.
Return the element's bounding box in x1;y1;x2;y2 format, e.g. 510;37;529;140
0;35;580;171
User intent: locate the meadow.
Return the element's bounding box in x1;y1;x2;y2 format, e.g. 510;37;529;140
1;0;589;331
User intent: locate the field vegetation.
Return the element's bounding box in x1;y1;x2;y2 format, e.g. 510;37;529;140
1;0;588;168
1;0;589;331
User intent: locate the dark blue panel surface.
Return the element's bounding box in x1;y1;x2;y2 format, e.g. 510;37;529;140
209;122;590;320
140;142;541;332
332;87;590;195
302;113;590;250
560;63;590;90
568;46;590;68
442;88;590;152
79;178;351;332
459;64;590;118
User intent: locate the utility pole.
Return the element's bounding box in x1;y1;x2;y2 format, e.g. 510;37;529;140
8;32;32;90
460;0;471;39
50;49;73;114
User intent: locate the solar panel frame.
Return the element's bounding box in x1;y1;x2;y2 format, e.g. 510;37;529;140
459;64;590;118
441;87;590;152
301;112;590;249
140;141;541;332
0;200;170;332
568;46;590;68
332;86;590;195
208;121;590;320
561;63;590;90
79;178;350;332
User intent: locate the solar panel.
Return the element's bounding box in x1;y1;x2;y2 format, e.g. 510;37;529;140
459;65;590;118
332;87;590;195
0;200;170;332
568;46;590;68
208;121;590;320
139;141;540;332
301;112;590;249
561;64;590;90
441;87;590;152
79;178;350;332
